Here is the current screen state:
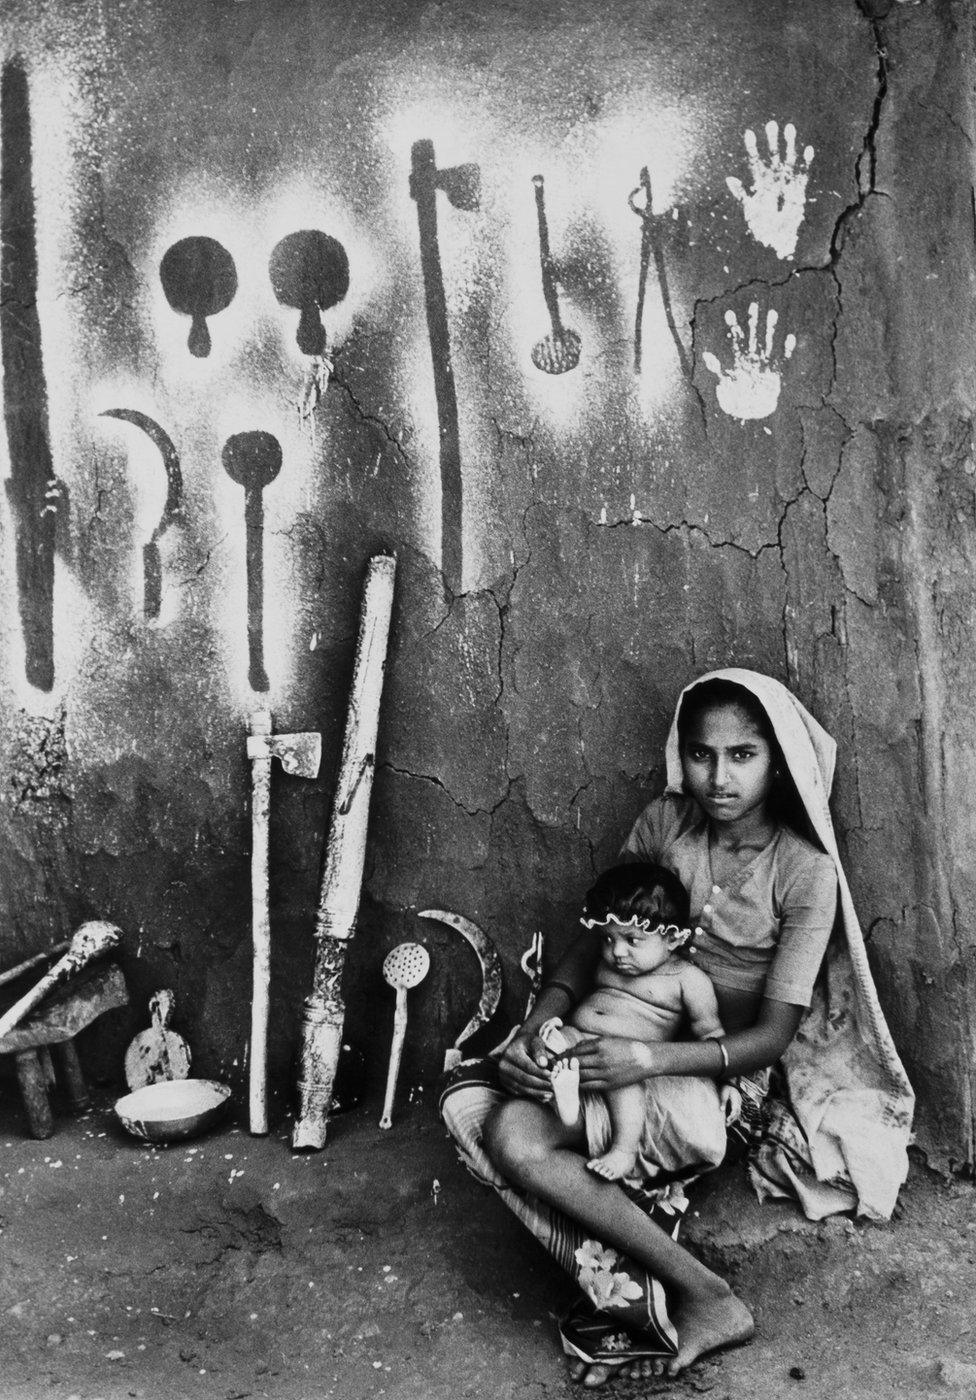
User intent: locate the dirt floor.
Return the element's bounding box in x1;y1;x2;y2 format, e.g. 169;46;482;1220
1;1082;975;1400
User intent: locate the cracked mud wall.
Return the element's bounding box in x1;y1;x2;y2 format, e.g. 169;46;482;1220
0;0;973;1167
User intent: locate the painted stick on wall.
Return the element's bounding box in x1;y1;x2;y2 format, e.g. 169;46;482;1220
99;410;183;620
1;60;64;692
292;552;396;1150
221;431;283;692
159;237;238;358
628;167;691;381
409;139;480;595
530;174;581;375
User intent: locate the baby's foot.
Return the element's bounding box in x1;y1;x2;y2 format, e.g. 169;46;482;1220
587;1146;638;1180
550;1056;581;1127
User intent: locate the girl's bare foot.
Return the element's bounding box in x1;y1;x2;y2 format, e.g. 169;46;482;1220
586;1146;637;1180
550;1056;581;1128
664;1286;754;1375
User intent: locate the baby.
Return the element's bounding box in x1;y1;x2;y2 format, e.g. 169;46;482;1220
540;861;728;1181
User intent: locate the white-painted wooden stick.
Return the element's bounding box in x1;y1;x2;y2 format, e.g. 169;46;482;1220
248;710;273;1135
293;553;396;1150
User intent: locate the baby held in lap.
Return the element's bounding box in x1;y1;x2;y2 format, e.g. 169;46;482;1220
540;862;728;1181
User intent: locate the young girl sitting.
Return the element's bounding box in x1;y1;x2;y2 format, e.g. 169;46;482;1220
538;862;730;1183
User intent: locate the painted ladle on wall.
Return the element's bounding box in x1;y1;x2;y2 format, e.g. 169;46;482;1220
220;431;282;693
268;230;350;357
159;236;238;358
530;174;581;375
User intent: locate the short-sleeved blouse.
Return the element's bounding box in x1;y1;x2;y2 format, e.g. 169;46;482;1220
621;792;838;1007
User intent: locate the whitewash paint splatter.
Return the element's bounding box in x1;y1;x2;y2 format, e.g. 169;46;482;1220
702;302;796;421
725;121;814;261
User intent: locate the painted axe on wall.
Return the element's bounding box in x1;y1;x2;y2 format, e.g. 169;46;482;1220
246;711;321;1135
409;139;480;595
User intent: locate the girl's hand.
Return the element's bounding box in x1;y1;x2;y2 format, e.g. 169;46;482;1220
572;1035;657;1091
497;1027;553;1101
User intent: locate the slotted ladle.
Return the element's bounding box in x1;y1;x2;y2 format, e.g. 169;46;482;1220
378;942;430;1130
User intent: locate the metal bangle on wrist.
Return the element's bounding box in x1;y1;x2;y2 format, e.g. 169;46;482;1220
715;1037;730;1079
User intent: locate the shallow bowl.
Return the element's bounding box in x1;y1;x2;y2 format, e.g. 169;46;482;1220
114;1078;232;1143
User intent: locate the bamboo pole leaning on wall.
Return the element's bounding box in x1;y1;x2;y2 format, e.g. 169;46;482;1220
291;553;397;1150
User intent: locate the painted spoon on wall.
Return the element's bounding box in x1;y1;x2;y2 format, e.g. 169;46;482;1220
268;230;350;357
530;174;581;375
159;236;238;358
221;431;282;692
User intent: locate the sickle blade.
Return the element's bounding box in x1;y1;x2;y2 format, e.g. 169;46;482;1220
419;909;502;1061
100;409;184;619
100;409;183;530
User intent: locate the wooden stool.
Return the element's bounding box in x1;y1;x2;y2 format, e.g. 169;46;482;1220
0;963;128;1137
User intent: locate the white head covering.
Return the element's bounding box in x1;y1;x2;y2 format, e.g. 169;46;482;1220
666;669;914;1221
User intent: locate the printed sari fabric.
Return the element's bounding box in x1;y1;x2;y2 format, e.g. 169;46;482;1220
440;1058;720;1363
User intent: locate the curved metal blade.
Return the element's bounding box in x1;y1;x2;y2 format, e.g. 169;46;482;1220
419;909;502;1054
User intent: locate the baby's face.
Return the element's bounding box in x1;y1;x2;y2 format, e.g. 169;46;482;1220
599;917;675;977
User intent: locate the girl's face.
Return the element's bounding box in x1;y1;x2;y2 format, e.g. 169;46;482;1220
681;703;776;827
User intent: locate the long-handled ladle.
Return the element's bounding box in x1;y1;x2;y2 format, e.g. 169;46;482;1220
378;942;430;1129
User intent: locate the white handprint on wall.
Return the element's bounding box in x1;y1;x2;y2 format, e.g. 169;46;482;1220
726;121;814;260
702;302;795;421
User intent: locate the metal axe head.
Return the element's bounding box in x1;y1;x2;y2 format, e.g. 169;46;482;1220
268;731;321;778
247;712;321;778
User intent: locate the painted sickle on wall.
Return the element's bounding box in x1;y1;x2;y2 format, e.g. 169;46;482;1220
419;908;502;1070
99;410;183;620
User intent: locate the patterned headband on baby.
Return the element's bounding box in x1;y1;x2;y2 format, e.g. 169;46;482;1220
579;913;692;945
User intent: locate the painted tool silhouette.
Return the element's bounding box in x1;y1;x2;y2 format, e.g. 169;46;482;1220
409;138;480;595
628;166;692;381
221;431;282;692
159;236;238;358
1;59;61;691
268;230;350;356
99;409;183;620
530;174;581;375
